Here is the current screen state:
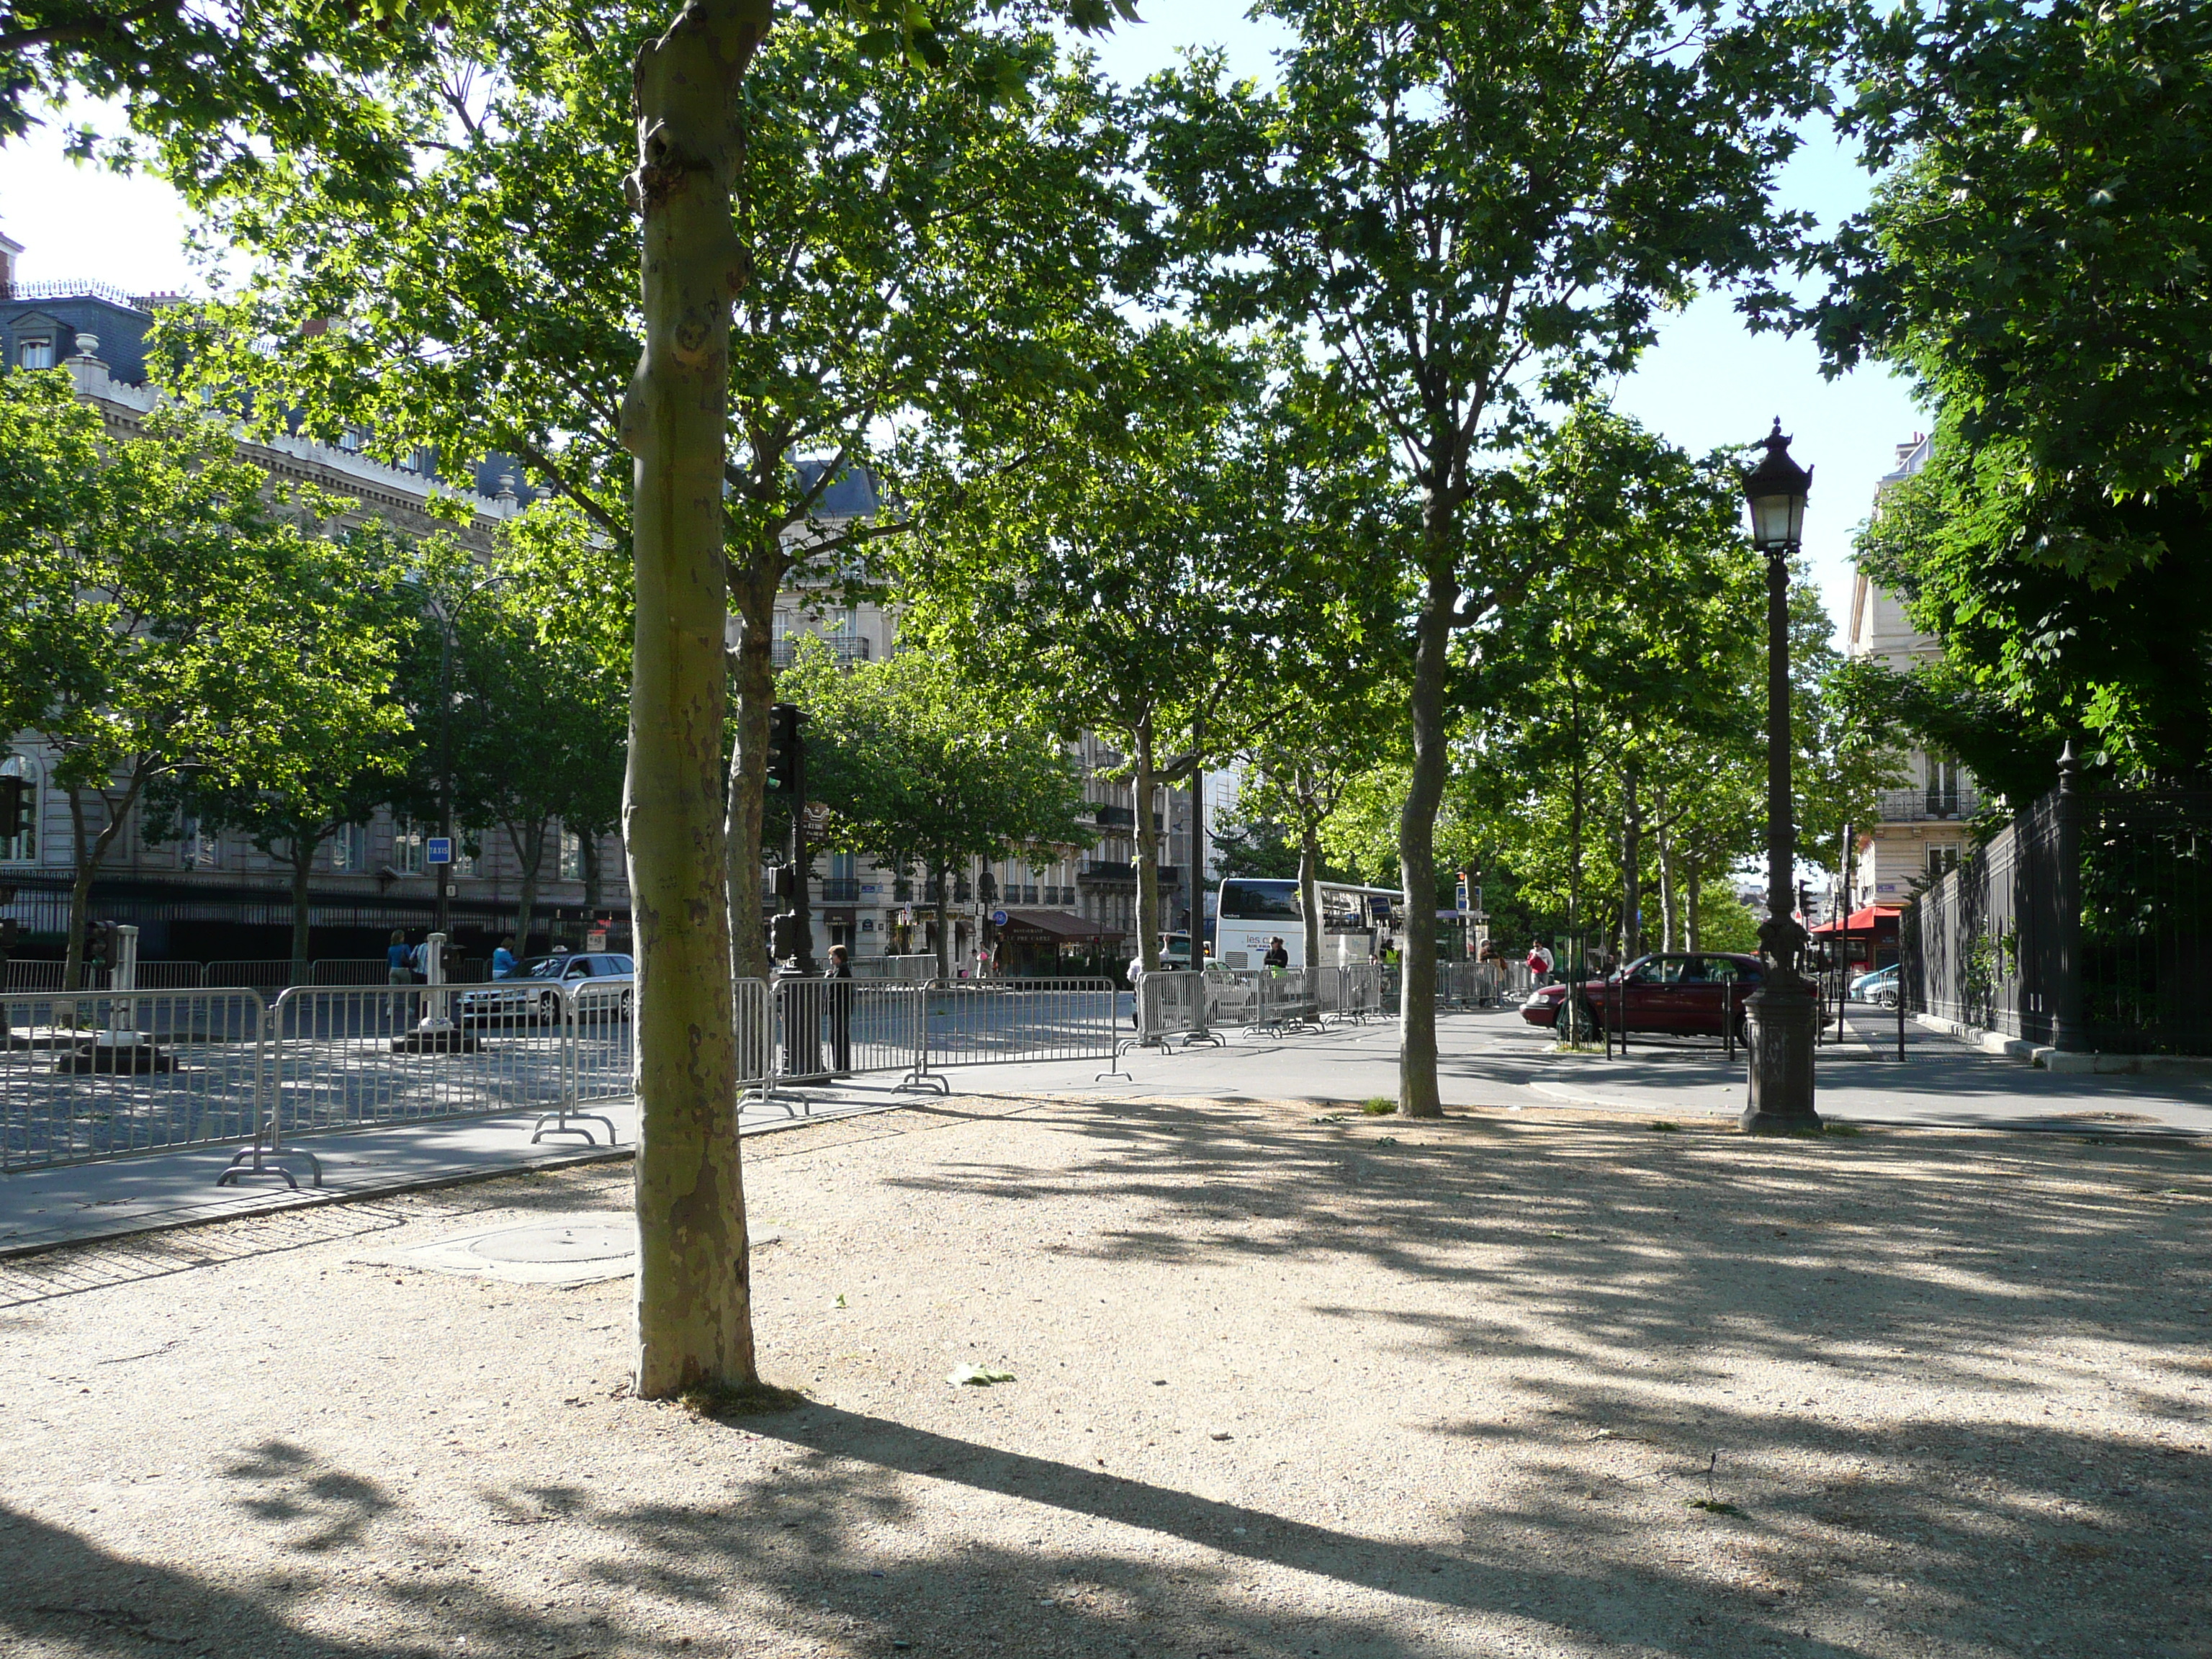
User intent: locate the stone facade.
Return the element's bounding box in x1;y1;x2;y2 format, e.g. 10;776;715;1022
1843;432;1979;911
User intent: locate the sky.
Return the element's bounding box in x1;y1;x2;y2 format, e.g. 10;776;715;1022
1;1;1923;642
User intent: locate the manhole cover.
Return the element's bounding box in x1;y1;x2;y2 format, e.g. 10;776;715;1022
354;1210;640;1285
467;1222;634;1264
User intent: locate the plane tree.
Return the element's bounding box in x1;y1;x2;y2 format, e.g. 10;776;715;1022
1141;0;1832;1113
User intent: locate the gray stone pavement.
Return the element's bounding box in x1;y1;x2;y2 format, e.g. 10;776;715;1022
0;1081;909;1257
6;999;2207;1258
989;1000;2212;1136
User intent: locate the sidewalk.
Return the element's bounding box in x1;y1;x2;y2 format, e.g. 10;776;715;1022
9;1004;2207;1259
0;1079;920;1257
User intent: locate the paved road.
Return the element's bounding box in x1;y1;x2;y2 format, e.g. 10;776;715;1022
981;1000;2212;1137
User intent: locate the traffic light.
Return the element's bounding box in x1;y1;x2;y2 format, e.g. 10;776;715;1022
0;775;24;842
766;703;805;795
770;911;806;961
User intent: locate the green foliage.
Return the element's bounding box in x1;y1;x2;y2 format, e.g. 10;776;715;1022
1210;811;1303;883
1822;0;2212;783
0;382;413;978
775;638;1091;945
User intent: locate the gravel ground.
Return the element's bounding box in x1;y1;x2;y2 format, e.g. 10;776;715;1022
1;1092;2207;1659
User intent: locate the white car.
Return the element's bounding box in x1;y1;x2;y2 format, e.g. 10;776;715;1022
458;952;634;1022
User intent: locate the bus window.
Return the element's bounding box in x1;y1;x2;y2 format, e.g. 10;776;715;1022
1218;878;1302;921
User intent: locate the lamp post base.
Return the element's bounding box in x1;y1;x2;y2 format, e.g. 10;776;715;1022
1741;981;1820;1133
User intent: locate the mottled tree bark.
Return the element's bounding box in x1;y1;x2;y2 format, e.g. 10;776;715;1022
1396;493;1457;1118
1132;716;1161;974
621;0;771;1401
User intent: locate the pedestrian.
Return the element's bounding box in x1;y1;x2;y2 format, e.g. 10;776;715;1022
824;943;853;1074
410;935;436;981
1264;936;1290;972
1126;950;1145;1029
1526;940;1555;984
492;935;518;980
387;930;412;985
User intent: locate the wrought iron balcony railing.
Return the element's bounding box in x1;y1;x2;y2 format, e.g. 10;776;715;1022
769;635;871;670
1875;788;1981;823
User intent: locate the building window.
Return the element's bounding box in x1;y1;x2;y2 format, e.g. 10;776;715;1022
0;755;37;864
331;822;370;873
393;818;426;875
17;337;54;370
179;817;220;870
559;825;585;881
1926;845;1959;878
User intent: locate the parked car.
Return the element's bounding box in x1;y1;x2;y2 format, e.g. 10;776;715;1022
1851;963;1899;1007
457;952;634;1023
1521;952;1766;1038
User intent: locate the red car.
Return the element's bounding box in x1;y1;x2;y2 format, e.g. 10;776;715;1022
1521;952;1764;1038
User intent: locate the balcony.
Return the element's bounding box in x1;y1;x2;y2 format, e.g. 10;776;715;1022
1875;788;1981;823
820;877;860;903
770;635;871;670
1079;860;1138;887
1094;804;1136;829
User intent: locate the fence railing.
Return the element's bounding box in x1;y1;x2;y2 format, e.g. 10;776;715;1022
5;971;1144;1181
1135;966;1387;1048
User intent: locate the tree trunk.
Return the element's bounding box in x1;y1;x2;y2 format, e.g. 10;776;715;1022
1620;760;1642;963
1298;819;1322;968
1397;491;1457;1118
583;832;603;917
63;778;140;993
621;0;769;1403
1687;852;1703;952
727;565;777;984
931;862;952;980
1656;822;1677;955
1563;746;1588;1042
1132;717;1161;974
508;817;547;956
288;840;314;973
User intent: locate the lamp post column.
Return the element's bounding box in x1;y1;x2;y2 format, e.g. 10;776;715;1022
1740;421;1820;1133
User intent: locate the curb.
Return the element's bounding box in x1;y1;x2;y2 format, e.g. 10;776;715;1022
1908;1012;2212;1078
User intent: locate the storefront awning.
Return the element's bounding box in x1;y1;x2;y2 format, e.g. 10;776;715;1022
1811;904;1902;937
998;908;1123;942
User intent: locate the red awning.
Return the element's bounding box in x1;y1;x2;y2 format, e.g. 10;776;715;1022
1811;904;1902;937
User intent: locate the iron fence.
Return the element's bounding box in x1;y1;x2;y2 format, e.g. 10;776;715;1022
1902;777;2212;1056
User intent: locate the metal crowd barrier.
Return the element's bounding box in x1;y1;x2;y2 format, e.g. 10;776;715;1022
909;979;1121;1092
1;989;268;1170
762;976;927;1097
846;955;940;983
1135;966;1386;1049
3;969;1137;1185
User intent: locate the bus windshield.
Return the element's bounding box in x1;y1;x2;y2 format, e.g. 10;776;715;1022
1218;878;1302;921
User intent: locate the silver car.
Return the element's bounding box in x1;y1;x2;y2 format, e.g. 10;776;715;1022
458;952;634;1023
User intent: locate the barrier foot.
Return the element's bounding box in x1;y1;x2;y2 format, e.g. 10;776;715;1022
531;1111;617;1147
1094;1061;1133;1082
897;1067;950;1095
1182;1030;1227;1049
217;1143;322;1190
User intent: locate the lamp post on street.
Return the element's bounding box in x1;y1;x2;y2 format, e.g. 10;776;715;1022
1739;420;1820;1133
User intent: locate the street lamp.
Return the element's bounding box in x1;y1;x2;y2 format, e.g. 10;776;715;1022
1739;420;1820;1133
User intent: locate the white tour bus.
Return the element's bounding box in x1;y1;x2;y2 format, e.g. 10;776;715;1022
1211;877;1403;969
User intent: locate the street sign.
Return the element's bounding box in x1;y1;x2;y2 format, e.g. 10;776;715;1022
1455;876;1469;913
897;907;913;926
801;803;830;834
989;908;1008;926
426;837;453;866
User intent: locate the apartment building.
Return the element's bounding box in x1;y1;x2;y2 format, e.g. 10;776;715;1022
1843;431;1979;912
1;257;630;964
